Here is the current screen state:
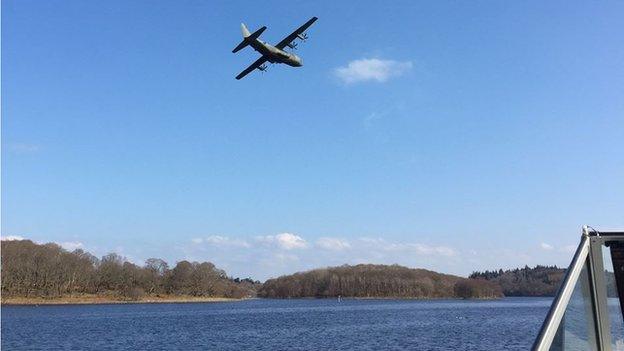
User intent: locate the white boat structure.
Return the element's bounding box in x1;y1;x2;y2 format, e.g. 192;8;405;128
533;226;624;350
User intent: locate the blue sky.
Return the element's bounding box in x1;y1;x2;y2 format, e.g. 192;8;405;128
2;1;623;280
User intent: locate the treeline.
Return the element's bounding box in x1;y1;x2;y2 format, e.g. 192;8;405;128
2;239;576;301
258;264;503;299
1;240;259;300
469;265;565;296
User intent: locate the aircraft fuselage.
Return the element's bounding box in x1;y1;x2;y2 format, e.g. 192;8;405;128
249;39;302;67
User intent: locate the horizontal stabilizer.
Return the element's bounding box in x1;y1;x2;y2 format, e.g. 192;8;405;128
232;25;267;53
247;26;266;40
232;40;248;53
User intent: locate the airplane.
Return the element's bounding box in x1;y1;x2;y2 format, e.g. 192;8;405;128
232;17;318;80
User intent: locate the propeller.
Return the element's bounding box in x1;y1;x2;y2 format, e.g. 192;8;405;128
258;64;268;72
287;42;298;50
297;33;308;41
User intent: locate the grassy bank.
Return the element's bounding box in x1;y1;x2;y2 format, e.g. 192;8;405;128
1;294;242;305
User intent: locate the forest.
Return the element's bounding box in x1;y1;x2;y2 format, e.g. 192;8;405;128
258;264;503;299
469;265;565;296
2;239;574;302
1;240;259;300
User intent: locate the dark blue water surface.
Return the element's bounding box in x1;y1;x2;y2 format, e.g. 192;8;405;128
2;297;551;350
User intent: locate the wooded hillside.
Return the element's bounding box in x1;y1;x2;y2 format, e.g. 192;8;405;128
1;240;259;300
469;265;565;296
258;264;503;299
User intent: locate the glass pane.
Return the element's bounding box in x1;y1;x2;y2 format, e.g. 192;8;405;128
604;245;624;350
549;260;598;351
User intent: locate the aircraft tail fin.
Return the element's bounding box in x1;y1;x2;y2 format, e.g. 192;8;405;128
241;23;251;37
232;24;266;53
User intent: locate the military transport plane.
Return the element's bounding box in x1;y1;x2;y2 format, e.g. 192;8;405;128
232;17;318;80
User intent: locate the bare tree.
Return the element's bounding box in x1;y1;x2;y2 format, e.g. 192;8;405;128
1;240;257;300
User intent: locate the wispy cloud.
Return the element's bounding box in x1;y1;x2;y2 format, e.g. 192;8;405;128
334;58;412;84
539;242;576;253
178;232;462;280
363;111;386;129
316;237;351;251
192;235;250;248
7;143;40;154
1;235;25;241
409;244;455;257
362;101;408;130
1;235;85;253
359;237;456;257
7;232;575;282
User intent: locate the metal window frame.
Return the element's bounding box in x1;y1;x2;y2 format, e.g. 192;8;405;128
532;227;624;351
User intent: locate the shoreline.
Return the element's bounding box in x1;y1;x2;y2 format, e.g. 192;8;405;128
1;295;548;306
1;295;244;306
259;296;505;300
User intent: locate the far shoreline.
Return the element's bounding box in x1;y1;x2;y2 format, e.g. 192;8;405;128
1;295;246;306
0;295;550;306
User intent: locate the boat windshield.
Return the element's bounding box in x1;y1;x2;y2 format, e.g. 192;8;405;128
533;228;624;351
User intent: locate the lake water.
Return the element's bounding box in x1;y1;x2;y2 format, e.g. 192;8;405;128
2;297;551;350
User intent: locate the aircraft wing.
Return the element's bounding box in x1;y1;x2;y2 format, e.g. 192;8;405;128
275;17;318;50
236;56;268;80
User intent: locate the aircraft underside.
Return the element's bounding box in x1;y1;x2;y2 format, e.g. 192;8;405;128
232;17;317;79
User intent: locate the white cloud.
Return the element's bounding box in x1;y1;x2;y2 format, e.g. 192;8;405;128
358;237;456;257
59;241;84;251
540;242;554;251
274;233;308;250
256;233;308;250
384;242;456;257
1;235;25;241
316;237;351;251
206;235;250;248
192;235;250;248
334;58;412;84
